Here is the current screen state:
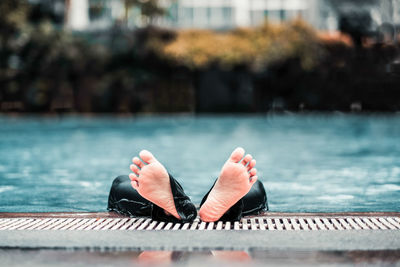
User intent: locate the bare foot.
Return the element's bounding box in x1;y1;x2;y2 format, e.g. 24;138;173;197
138;251;172;265
211;251;251;262
199;147;258;222
129;150;180;219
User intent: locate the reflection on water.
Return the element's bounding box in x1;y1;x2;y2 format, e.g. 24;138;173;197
0;249;399;266
137;250;251;265
0;114;399;212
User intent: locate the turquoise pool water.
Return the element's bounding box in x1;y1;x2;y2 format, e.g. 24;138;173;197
0;114;399;212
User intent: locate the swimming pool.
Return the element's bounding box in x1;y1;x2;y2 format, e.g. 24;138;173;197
0;114;399;213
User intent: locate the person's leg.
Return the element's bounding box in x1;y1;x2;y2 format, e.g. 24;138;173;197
109;150;197;223
199;179;268;221
241;179;268;216
199;147;268;222
108;175;153;217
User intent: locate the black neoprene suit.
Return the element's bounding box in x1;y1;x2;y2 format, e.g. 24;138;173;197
108;174;268;223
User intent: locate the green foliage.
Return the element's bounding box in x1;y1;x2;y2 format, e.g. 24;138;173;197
0;0;29;34
0;0;29;70
3;1;392;113
0;0;112;111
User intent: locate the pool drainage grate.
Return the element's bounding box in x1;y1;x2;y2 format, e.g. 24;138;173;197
0;216;399;231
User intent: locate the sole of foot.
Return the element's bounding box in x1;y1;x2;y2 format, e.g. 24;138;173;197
199;147;258;222
129;150;180;219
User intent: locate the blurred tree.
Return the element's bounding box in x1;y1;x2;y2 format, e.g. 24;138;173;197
0;0;30;111
28;0;64;25
325;0;376;47
339;12;372;47
0;0;29;69
123;0;165;26
157;19;320;71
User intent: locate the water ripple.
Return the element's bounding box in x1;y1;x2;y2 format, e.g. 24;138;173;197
0;114;399;212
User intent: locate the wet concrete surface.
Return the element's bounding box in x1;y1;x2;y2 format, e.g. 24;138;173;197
0;249;399;267
1;229;400;251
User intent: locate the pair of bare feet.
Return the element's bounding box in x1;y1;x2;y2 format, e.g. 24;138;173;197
138;250;250;264
129;147;258;222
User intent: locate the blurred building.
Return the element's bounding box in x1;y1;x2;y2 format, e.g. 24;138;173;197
158;0;337;31
31;0;400;33
60;0;337;31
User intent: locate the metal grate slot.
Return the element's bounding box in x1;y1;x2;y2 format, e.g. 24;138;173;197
0;216;399;231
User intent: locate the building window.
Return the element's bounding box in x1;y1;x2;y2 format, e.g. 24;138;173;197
280;9;286;21
222;7;232;27
194;7;208;27
286;10;300;20
207;7;212;26
180;7;194;27
251;10;265;25
265;10;281;23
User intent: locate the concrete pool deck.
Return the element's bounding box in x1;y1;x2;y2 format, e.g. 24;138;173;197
0;212;399;251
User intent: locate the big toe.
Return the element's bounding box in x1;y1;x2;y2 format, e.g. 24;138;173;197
229;147;245;163
139;149;157;164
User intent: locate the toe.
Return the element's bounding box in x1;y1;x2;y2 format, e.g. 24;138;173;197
132;157;145;168
129;174;140;190
241;154;253;167
130;164;140;175
130;180;139;190
250;176;258;185
129;173;138;181
248;159;256;170
139;150;157;164
229;147;245;163
249;168;257;176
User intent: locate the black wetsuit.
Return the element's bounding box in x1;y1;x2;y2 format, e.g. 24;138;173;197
108;174;268;223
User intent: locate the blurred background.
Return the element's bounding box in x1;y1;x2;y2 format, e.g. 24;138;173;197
1;1;400;214
1;0;400;114
1;3;400;265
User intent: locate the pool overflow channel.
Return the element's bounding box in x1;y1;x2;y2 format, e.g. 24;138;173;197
0;216;399;231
